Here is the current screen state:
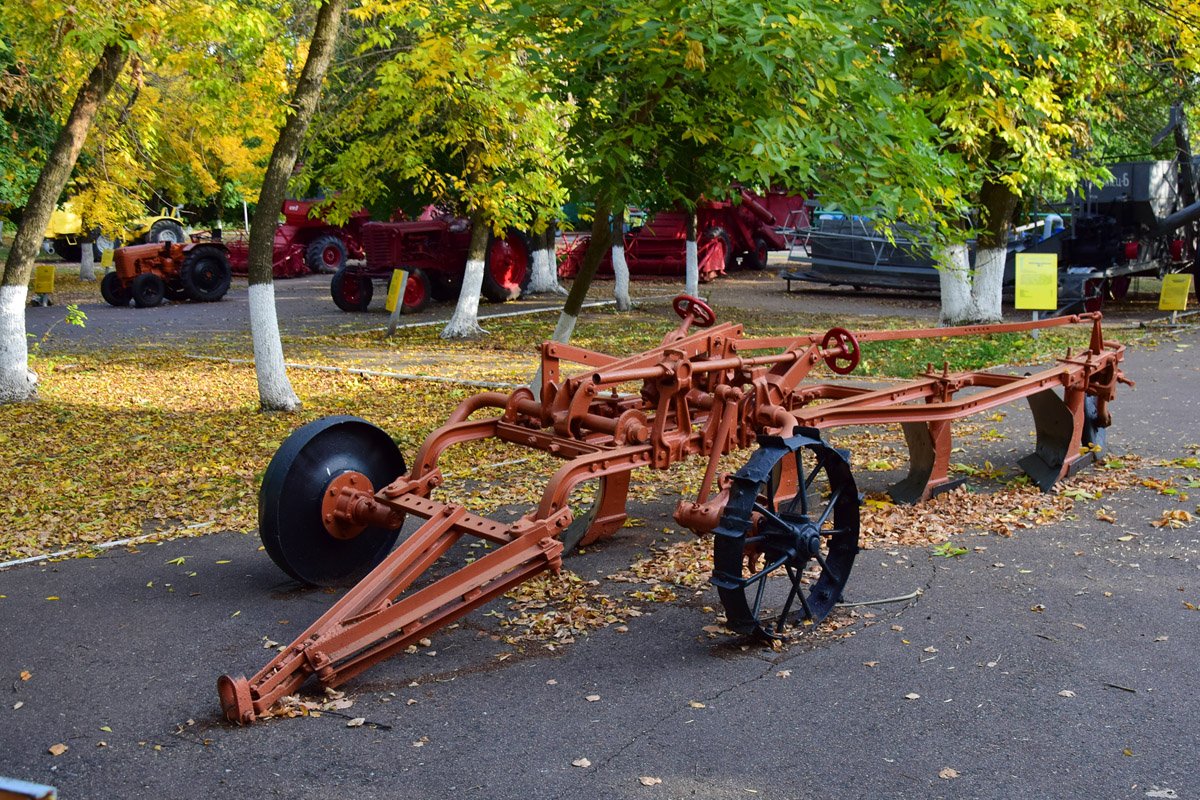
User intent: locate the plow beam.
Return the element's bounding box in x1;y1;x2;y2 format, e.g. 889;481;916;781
219;495;564;723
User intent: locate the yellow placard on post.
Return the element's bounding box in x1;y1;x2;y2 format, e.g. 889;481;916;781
101;248;114;268
1015;253;1058;310
33;263;55;295
385;269;408;313
1159;274;1193;311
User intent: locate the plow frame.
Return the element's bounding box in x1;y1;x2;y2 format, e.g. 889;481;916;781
219;301;1128;723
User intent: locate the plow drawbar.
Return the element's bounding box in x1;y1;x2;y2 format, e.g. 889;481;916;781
219;297;1129;722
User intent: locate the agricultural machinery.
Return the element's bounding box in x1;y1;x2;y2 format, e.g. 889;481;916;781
558;191;809;281
99;241;232;308
332;215;532;313
219;295;1127;722
44;202;188;262
783;155;1200;313
189;199;369;280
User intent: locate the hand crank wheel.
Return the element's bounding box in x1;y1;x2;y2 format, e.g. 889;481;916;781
259;416;407;586
710;428;859;638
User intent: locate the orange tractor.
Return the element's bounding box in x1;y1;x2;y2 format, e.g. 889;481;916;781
100;241;233;308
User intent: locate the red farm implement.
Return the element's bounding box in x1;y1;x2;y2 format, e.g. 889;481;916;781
334;215;531;313
219;297;1128;722
191;200;369;280
558;191;809;281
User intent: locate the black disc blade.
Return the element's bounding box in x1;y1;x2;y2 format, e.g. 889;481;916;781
259;416;407;586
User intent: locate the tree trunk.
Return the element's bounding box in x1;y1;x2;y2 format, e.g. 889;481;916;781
936;243;976;325
530;198;612;397
440;211;490;338
79;245;96;281
526;221;565;294
611;204;631;311
972;161;1018;323
0;42;128;404
684;210;699;297
247;0;346;411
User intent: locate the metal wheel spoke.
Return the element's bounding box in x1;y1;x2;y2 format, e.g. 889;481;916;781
753;503;792;532
744;554;789;585
751;572;769;619
813;549;838;586
776;565;803;632
815;487;843;529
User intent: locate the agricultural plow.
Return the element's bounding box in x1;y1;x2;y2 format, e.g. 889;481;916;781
219;297;1128;722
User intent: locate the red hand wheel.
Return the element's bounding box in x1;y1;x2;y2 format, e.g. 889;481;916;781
673;295;715;328
820;327;860;375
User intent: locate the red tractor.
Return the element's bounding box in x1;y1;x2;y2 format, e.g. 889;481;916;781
99;241;233;308
332;214;532;313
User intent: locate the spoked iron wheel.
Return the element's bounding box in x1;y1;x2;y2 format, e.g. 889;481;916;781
711;428;859;639
259;416;407;586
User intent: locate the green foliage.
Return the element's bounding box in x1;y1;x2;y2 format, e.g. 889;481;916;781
307;0;569;232
509;0;949;222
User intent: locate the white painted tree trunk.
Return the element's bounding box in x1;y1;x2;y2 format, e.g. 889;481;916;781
936;243;976;326
441;257;486;338
249;283;301;411
526;228;565;295
79;245;96;281
685;240;699;298
971;244;1006;323
0;285;37;402
612;243;631;311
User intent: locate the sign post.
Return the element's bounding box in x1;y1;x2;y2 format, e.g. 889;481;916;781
385;269;409;337
1015;253;1058;338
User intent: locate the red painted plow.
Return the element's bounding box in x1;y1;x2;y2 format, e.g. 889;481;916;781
219;297;1128;722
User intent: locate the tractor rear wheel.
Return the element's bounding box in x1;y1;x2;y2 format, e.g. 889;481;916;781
131;273;166;308
100;271;132;306
482;229;532;302
148;220;186;245
306;235;347;274
331;266;373;311
401;267;432;314
182;245;232;302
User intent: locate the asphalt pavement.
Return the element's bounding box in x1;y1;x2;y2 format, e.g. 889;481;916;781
2;278;1198;799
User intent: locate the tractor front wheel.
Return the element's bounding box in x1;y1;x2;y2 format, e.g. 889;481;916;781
100;271;131;306
331;267;374;311
401;267;432;314
131;273;166;308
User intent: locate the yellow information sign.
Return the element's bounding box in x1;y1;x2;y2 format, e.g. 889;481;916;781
100;248;114;268
1159;273;1193;311
33;263;55;295
385;269;409;313
1015;253;1058;310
